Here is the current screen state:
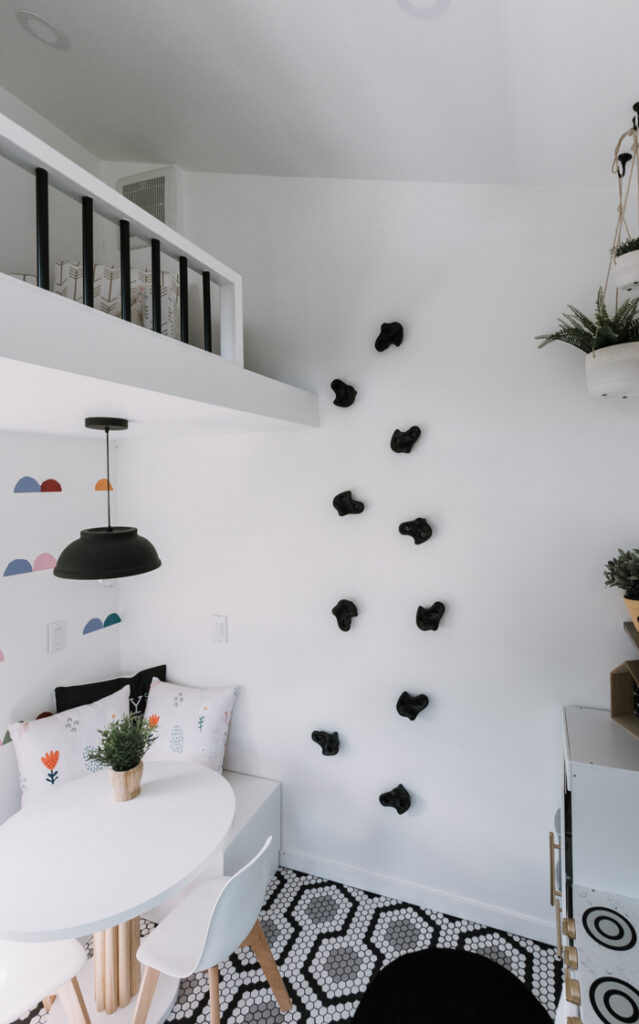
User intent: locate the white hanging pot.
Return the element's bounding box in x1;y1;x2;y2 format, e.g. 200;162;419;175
585;341;639;397
613;250;639;295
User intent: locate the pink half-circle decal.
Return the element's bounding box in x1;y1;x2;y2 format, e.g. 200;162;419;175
33;553;57;572
40;479;62;492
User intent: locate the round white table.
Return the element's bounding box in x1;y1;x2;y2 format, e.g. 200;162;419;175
0;761;235;1024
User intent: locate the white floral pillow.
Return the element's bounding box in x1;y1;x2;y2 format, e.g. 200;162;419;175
8;685;130;804
144;679;237;773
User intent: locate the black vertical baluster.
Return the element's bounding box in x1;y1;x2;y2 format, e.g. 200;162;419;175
179;256;189;343
151;238;161;333
202;271;212;353
82;196;94;307
35;168;49;290
120;220;131;322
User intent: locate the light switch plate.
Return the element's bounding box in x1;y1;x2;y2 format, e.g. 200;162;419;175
47;620;66;654
212;615;228;644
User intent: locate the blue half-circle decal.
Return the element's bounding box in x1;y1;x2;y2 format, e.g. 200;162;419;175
14;476;40;493
4;559;33;576
103;613;122;628
82;618;103;635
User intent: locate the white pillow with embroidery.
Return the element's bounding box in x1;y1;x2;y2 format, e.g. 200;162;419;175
144;679;237;773
8;685;130;804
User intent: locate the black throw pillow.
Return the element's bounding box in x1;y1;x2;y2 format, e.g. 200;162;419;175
55;665;166;717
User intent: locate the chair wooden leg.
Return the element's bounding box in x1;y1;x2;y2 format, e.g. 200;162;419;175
244;921;292;1012
131;966;161;1024
42;995;56;1012
57;977;91;1024
208;966;221;1024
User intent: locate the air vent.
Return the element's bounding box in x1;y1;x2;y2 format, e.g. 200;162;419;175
116;166;183;246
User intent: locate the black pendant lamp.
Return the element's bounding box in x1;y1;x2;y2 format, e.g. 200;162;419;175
54;417;161;581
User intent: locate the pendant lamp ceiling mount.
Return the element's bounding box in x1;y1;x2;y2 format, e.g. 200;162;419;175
85;416;129;432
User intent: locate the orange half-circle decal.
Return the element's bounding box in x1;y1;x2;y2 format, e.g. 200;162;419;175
95;478;113;491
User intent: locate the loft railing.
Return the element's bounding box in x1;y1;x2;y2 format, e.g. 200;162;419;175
0;112;243;364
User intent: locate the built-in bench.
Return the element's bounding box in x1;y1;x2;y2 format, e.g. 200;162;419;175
0;742;281;922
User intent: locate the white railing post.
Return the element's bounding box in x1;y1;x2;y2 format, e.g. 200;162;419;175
219;279;244;365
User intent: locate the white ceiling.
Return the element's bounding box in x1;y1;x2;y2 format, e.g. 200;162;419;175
0;0;637;187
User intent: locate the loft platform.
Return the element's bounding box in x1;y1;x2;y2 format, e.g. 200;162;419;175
0;274;318;436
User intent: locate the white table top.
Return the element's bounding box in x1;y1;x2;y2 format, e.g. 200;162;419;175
0;761;235;941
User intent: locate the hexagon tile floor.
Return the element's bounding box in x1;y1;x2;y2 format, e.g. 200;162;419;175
24;867;562;1024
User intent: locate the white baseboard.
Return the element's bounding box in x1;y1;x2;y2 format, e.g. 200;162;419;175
279;849;555;946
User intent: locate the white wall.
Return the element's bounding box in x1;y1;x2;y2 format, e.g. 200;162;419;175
115;172;638;941
0;432;120;735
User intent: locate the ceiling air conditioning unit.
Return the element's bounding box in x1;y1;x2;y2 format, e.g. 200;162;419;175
115;166;184;248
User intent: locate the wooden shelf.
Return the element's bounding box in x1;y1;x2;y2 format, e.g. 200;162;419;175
624;621;639;649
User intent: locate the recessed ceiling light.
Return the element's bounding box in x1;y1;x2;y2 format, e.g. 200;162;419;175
396;0;450;18
15;10;69;49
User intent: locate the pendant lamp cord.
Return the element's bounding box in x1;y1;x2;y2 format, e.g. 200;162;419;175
105;427;112;530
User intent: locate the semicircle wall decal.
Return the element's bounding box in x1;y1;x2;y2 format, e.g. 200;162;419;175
14;476;62;493
103;613;122;628
32;553;57;572
95;478;113;491
82;618;103;635
40;479;62;492
4;558;32;577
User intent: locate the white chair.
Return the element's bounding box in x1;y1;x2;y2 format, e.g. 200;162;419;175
0;937;89;1024
132;836;291;1024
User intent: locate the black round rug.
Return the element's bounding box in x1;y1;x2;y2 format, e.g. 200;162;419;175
351;949;553;1023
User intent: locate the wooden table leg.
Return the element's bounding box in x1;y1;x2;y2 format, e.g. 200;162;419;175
94;918;141;1014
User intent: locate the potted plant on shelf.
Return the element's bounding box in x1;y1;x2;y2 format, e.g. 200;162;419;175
536;287;639;397
613;237;639;295
604;548;639;630
85;713;158;802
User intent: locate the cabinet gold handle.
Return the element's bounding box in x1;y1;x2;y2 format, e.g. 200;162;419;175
566;978;581;1006
562;918;576;940
549;831;561;907
564;946;578;969
554;897;563;958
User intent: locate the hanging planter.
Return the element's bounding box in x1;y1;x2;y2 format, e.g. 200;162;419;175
613;240;639;295
604;549;639;630
537;102;639;397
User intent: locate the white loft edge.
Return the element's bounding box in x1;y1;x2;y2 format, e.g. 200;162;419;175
0;274;318;435
0;111;243;364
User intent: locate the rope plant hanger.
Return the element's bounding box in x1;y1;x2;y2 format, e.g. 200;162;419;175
536;101;639;397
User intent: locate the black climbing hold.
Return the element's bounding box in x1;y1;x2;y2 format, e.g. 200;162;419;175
375;322;404;352
333;490;365;516
332;599;358;631
416;602;445;631
331;379;357;407
391;426;421;453
379;784;411;814
312;730;340;756
396;691;429;721
399;518;432;544
619;152;633;178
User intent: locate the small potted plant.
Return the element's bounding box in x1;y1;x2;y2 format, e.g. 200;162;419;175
85;713;158;802
604;548;639;630
536;287;639;397
613;237;639;295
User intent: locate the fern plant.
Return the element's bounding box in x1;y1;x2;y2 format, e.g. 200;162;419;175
85;714;158;773
614;237;639;258
536;287;639;353
604;549;639;600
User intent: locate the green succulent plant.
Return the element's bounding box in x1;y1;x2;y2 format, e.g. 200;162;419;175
604;548;639;601
85;713;158;773
614;237;639;258
536;287;639;353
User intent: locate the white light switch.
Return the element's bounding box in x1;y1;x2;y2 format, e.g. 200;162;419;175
47;620;66;654
212;615;228;644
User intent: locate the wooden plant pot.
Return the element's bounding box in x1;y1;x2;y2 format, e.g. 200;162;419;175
585;341;639;397
613;249;639;295
624;598;639;633
111;762;143;802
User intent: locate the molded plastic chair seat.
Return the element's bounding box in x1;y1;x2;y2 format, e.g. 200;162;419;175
132;837;291;1024
0;937;89;1024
